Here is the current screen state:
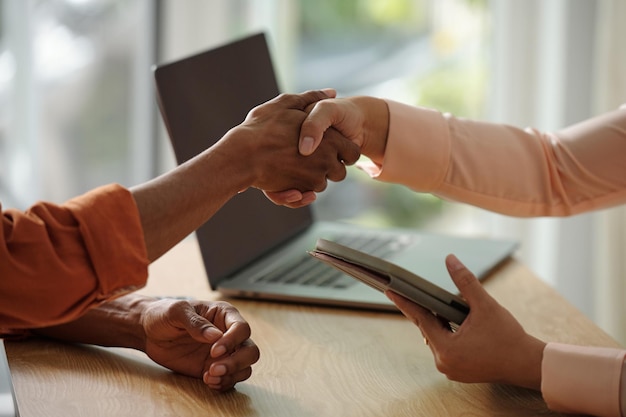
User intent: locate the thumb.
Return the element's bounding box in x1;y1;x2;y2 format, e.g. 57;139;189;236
297;88;337;155
445;254;490;306
178;303;223;343
298;103;333;156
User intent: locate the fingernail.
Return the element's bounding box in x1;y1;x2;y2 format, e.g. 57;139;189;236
205;375;222;385
301;192;317;205
203;327;223;341
211;344;227;358
300;136;314;155
447;254;464;272
321;87;336;97
285;191;302;203
210;364;227;376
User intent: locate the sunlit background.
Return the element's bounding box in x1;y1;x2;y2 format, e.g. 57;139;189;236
1;0;625;343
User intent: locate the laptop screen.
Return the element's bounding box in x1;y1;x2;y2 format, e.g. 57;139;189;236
154;33;313;285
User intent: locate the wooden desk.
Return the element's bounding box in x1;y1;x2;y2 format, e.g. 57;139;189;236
5;238;621;417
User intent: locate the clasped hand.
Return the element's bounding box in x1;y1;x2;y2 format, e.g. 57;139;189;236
141;298;260;392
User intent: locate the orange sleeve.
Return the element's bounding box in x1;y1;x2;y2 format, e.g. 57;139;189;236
0;184;149;332
359;100;626;217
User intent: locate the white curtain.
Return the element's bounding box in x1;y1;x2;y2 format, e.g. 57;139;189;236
591;0;626;345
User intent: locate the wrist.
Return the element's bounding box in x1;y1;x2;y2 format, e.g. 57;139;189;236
124;294;152;351
513;335;546;390
209;127;257;192
355;96;389;163
31;293;152;350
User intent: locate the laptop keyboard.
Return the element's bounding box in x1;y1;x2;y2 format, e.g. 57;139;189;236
254;234;412;289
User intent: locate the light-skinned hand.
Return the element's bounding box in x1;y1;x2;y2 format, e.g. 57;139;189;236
386;254;546;390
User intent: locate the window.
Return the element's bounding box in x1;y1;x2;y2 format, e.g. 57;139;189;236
291;0;489;230
5;0;621;339
159;0;489;231
0;0;156;209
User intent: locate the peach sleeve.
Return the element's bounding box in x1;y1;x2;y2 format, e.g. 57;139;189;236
542;343;626;417
359;100;626;217
0;184;149;332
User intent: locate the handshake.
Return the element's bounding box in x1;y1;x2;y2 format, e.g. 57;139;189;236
214;89;389;209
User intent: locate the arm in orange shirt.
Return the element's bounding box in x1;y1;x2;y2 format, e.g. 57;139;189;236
1;184;148;330
1;90;360;331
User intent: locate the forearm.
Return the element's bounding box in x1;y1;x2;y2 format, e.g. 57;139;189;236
1;185;148;331
31;293;152;351
371;101;626;217
135;90;359;261
132;136;252;262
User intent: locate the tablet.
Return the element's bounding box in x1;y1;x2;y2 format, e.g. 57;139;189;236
308;239;469;328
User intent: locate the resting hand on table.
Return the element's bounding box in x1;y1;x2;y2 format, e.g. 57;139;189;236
33;294;259;392
387;254;546;390
141;298;259;391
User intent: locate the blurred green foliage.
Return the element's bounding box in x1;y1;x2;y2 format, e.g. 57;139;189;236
298;0;488;229
415;62;487;119
299;0;429;34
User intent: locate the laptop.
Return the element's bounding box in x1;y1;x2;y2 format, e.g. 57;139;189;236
0;341;19;417
153;32;518;310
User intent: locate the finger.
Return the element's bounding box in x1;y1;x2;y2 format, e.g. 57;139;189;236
445;254;491;307
298;191;317;205
299;101;340;156
326;164;348;183
263;189;305;205
209;340;260;376
320;87;337;99
205;367;253;392
322;127;361;167
387;291;447;331
386;291;451;346
263;190;317;208
171;301;223;343
272;89;337;112
283;191;317;208
204;340;259;389
309;177;329;193
211;310;252;358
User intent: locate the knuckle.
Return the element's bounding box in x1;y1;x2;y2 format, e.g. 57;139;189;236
453;268;477;288
313;178;328;192
241;367;253;381
345;145;361;165
328;166;347;182
188;313;207;329
337;167;348;182
239;322;253;340
168;299;191;317
435;357;454;377
252;346;261;364
215;300;235;310
246;105;264;119
433;348;456;374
